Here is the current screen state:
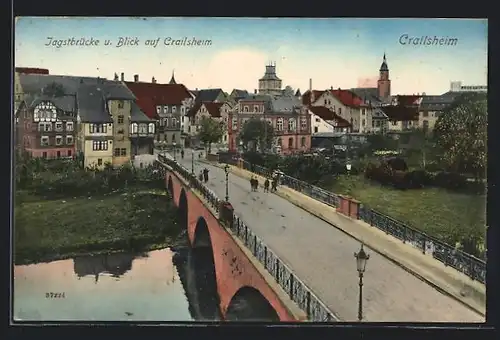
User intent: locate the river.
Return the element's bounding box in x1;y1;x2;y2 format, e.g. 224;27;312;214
13;248;223;321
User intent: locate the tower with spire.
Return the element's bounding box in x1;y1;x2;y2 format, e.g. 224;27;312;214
258;62;282;95
169;70;177;84
377;53;391;99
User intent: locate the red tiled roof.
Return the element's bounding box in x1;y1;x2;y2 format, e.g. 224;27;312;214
204;102;224;118
330;89;364;108
308;106;351;127
381;106;419;121
187;101;203;118
125;81;192;119
302;90;325;105
15;67;49;75
395;95;421;106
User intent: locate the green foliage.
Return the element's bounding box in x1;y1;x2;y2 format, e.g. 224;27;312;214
198;117;224;152
239;118;275;152
365;133;399;153
434;92;487;178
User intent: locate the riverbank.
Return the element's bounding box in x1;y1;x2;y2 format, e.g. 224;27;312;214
330;175;486;249
14;189;185;265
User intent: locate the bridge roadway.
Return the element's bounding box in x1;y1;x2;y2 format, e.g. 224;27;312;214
174;151;483;322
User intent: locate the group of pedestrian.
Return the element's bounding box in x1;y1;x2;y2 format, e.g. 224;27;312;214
198;168;209;183
250;174;278;193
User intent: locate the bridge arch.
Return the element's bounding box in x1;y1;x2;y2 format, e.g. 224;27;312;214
191;217;221;318
167;175;174;199
225;286;279;321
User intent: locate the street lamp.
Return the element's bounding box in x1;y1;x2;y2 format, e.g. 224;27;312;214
346;160;352;175
191;149;195;175
172;142;177;161
224;164;230;202
354;244;370;322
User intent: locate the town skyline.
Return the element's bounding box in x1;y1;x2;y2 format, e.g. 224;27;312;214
15;17;487;95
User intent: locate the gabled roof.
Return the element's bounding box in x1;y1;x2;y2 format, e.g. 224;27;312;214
194;88;225;103
204;102;225;118
239;94;271;102
308;106;351;127
381;106;419;121
330;89;364;108
187;101;203;118
372;108;388;119
295;89;301;97
302;90;325;106
350;87;383;105
124;81;193;119
130;102;152;123
22;94;77;112
76;84;113;123
231;89;249;98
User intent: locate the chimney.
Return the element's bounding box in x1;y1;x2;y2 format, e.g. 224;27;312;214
330;86;333;90
152;77;156;83
134;74;139;82
120;72;124;81
309;78;312;92
254;89;257;94
114;73;119;81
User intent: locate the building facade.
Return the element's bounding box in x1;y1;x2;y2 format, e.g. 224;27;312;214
418;92;459;131
188;102;232;146
309;106;351;134
16;96;77;159
449;81;487;93
130;102;155;156
228;95;311;155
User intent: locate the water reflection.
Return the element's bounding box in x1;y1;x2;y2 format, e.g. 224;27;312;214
14;249;192;321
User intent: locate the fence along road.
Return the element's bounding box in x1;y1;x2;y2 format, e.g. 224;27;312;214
176;152;483;322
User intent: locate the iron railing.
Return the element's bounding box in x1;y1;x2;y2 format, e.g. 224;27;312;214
156;154;338;321
233;159;486;285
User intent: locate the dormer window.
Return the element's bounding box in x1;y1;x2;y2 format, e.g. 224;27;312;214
181;107;185;114
164;106;169;114
131;123;138;134
148;123;155;134
244;106;249;112
172;106;177;113
253;105;258;112
156;106;161;114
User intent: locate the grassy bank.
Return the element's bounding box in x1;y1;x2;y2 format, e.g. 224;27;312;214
330;175;486;248
14;190;183;265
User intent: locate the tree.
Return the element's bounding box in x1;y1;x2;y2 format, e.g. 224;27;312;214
239;118;275;152
406;127;436;168
197;117;224;153
434;92;487;179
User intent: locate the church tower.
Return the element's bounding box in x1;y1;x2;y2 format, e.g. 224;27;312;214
377;53;391;99
258;62;282;95
169;70;177;84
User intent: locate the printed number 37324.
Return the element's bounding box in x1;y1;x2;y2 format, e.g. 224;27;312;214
45;292;65;298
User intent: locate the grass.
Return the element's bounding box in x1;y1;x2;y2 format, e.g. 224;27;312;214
330;175;486;247
14;190;183;265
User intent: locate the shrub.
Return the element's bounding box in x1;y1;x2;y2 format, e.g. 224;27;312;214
385;157;408;171
391;170;408;189
433;171;468;191
404;170;434;189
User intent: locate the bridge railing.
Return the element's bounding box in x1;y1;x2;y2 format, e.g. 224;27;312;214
230;160;486;285
157;154;339;322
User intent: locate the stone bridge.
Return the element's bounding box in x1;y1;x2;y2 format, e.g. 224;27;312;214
158;157;321;321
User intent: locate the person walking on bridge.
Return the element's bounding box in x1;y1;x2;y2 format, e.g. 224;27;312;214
203;168;209;183
264;178;270;192
181;149;185;159
198;170;203;182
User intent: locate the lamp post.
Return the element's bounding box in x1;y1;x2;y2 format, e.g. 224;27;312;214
224;164;230;202
354;244;370;322
172;142;177;161
346;161;352;176
191;149;195;175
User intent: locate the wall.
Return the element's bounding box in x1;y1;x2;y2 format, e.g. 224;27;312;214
28;147;75;159
310;113;335;134
79;123;113;169
108;100;132;166
418;110;440;130
166;171;298;321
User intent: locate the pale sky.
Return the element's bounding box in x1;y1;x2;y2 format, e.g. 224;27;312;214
15;17;488;95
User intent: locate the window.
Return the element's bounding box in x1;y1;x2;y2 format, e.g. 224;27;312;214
66;122;74;131
38;122;52;132
55;135;63;145
372;120;375;128
288;118;296;131
42;152;47;158
97;158;103;166
301;117;307;130
90;124;107;133
253;105;259;112
156;106;162;114
164;106;169;114
131;123;138;134
57;151;61;158
423;120;429;131
276;118;283;131
324;99;327;105
172;118;177;127
338;108;342;115
68;150;72;157
117;115;124;124
93;140;108;151
114;148;120;156
362;119;366;126
301;136;306;147
423;111;429;117
232;117;238;130
138;124;148;134
315;118;320;122
55;122;63;131
314;126;318;133
118;100;124;109
328;100;331;105
40;136;49;146
392;121;397;126
172;134;176;143
181;107;185;114
66;135;74;145
288;137;294;148
362;109;366;115
244;106;249;112
172;106;177;113
148;123;155;134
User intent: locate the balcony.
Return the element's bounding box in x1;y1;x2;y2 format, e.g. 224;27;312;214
130;131;154;138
